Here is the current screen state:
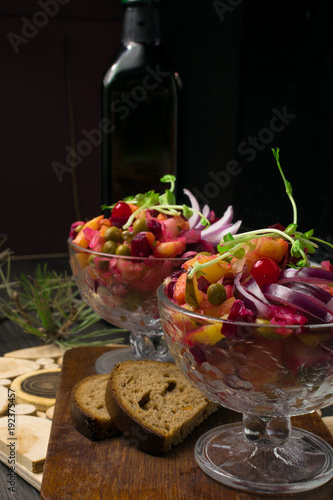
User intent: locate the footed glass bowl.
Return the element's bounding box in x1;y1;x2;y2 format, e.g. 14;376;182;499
157;283;333;494
68;239;186;372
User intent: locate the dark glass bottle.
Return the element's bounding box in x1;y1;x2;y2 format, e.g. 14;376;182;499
101;0;181;206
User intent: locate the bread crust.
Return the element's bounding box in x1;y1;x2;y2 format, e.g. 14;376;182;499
70;374;120;441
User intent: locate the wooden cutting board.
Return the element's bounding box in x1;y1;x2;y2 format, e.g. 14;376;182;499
40;346;333;500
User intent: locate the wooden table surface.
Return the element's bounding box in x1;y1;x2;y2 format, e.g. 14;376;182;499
0;257;71;500
41;346;333;500
1;256;333;499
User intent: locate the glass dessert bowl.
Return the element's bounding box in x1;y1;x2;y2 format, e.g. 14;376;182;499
155;146;333;494
68;238;188;371
157;284;333;493
68;175;241;373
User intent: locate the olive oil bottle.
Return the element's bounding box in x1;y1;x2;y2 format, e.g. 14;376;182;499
101;0;181;205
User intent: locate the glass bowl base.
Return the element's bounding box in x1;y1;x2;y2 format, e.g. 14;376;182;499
95;342;174;374
195;422;333;494
95;348;135;374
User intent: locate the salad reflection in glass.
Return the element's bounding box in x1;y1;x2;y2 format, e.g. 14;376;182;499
157;150;333;494
68;175;241;373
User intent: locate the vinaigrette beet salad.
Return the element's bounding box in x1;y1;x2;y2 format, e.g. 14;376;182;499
165;149;333;337
68;176;242;334
159;152;333;426
70;175;242;259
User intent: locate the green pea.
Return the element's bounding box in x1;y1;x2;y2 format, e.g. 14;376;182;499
132;217;148;234
104;226;123;242
207;283;227;305
122;230;133;243
116;244;131;256
102;240;117;254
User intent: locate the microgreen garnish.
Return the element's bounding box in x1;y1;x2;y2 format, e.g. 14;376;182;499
272;148;297;226
188;148;331;279
310;236;333;251
103;175;211;230
160;174;176;195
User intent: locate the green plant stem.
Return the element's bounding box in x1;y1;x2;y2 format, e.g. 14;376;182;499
0;261;129;348
272;147;298;225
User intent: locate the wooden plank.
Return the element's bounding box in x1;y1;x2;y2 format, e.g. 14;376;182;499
4;345;66;361
0;379;11;388
0;386;8;415
0;450;42;491
41;346;333;500
10;369;61;411
0;358;40;379
0;415;52;473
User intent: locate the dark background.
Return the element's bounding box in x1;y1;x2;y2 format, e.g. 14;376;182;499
1;0;332;256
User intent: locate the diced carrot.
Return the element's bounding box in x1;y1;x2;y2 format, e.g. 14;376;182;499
252;237;288;264
99;220;111;236
200;305;220;317
157;213;168;221
144;231;155;247
218;296;236;317
128;203;138;213
174;272;187;305
72;215;104;248
183;253;213;271
153;239;186;258
101;218;111;227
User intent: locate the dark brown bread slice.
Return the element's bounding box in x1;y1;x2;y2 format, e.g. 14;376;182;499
105;360;218;455
70;374;120;440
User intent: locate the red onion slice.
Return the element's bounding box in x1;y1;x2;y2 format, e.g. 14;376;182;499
234;274;270;317
283;281;333;314
182;192;242;244
262;283;333;323
202;204;210;219
203;220;243;245
278;267;333;284
201;205;234;237
244;277;271;305
192;205;211;230
183;188;201;229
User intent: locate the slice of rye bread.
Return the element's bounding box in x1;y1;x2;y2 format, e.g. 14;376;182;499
105;360;219;455
70;374;120;440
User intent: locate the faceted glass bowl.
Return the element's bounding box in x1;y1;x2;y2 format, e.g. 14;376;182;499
68;238;186;371
157;283;333;493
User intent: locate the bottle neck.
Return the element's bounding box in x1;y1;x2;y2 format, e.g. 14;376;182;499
121;3;161;45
